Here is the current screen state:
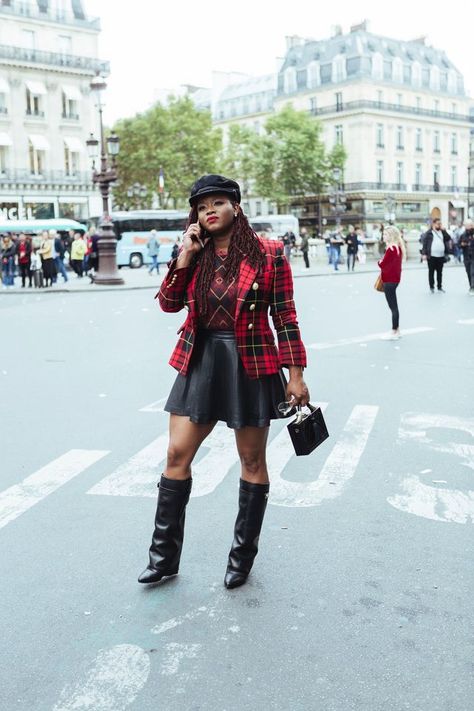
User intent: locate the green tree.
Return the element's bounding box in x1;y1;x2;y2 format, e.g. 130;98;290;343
218;123;260;194
254;104;347;210
112;96;222;209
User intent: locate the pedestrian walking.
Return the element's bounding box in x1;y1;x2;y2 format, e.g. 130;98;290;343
345;225;358;271
171;238;180;261
15;233;32;288
38;230;56;287
87;231;100;282
421;217;452;293
282;230;295;262
299;227;310;269
52;230;68;283
70;232;87;277
329;226;344;270
1;235;16;287
377;225;405;340
147;228;161;275
451;223;464;264
459;220;474;294
138;174;309;590
30;246;44;288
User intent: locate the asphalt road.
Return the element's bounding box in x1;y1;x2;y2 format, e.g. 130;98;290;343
0;262;473;711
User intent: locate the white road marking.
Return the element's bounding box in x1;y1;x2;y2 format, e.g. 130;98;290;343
161;644;202;676
307;326;435;350
0;449;109;530
87;425;239;499
457;318;474;325
152;607;209;635
388;412;474;524
52;644;150;711
268;405;378;507
139;397;168;413
388;476;474;524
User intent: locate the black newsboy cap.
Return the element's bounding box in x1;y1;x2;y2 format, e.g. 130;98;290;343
189;174;241;205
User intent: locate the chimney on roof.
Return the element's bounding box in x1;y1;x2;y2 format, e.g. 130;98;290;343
410;36;426;45
350;20;368;33
331;25;343;37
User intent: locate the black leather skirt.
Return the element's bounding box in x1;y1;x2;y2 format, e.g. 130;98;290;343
164;330;288;429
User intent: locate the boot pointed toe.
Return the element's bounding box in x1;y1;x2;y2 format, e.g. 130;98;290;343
138;567;165;584
224;571;248;589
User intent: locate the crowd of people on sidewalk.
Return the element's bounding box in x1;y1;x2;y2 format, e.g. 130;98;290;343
0;228;100;289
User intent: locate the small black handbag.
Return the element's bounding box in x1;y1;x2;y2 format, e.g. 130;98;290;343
287;403;329;456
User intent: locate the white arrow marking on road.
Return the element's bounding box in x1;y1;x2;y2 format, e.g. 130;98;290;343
307;327;435;350
268;405;378;507
160;643;202;676
139;397;168;413
0;449;109;530
52;644;150;711
87;425;239;499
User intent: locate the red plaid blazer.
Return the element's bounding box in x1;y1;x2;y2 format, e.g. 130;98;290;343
156;237;307;379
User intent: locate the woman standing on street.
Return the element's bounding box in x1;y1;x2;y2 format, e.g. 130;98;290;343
1;235;16;288
138;174;309;589
38;230;56;287
378;225;405;340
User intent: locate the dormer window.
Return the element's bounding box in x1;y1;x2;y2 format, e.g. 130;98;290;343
307;61;320;88
393;58;403;83
283;67;297;94
372;52;383;80
332;55;346;83
430;66;440;91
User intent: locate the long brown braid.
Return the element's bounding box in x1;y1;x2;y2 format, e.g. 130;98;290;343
187;205;266;317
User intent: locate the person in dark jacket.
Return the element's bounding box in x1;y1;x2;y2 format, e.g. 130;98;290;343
15;233;32;288
345;225;359;271
1;235;16;287
459;220;474;294
52;230;68;283
299;228;310;268
421;217;452;293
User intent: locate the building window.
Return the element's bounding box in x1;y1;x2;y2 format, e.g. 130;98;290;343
433;164;440;190
64;144;79;176
415;163;422;188
451;103;457;116
396;126;404;149
376;160;384;186
430;66;440;91
0;145;7;173
308;61;320;88
372;53;383;80
451;166;457;189
58;34;72;54
0;92;7;114
397;93;403;108
255;200;262;216
335;91;343;111
309;97;317;114
26;89;43;117
29;141;44;175
393;57;403;83
332;55;346;82
335;125;343;145
412;62;422;87
433;131;440;153
396;161;404;186
284;67;296;94
415;96;421;111
377;90;383;106
62;93;79;119
22;29;36;51
434;99;440;114
376;123;384;148
447;70;457;94
415;128;422;151
451;132;458;155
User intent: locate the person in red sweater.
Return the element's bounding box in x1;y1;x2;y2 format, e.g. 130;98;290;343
377;225;405;340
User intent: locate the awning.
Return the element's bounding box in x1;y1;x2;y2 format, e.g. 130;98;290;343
29;134;50;150
450;200;466;209
0;132;12;146
0;78;10;93
63;136;83;152
25;80;47;95
61;84;81;101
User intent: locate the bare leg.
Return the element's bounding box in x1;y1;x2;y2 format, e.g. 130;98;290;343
165;414;217;480
234;425;270;484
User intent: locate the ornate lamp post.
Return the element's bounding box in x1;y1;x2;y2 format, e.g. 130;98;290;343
329;167;346;226
86;73;124;285
384;194;396;225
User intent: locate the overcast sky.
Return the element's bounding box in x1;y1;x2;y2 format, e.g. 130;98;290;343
91;0;474;125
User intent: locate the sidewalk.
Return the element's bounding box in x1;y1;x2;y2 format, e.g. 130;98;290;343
1;259;432;295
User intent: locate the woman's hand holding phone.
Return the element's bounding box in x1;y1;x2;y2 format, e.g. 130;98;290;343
176;222;210;268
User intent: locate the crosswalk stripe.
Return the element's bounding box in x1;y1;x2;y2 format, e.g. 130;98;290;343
268;404;378;507
307;326;435;350
139;397;167;413
0;449;109;530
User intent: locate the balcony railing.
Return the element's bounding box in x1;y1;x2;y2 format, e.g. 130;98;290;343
26;109;45;118
309;99;473;124
0;1;101;30
0;169;93;185
0;44;109;75
343;182;468;194
61;112;80;121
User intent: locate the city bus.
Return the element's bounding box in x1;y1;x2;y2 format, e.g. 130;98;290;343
249;214;300;240
88;210;188;268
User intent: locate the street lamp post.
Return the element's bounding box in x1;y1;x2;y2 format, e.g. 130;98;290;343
329;167;346;227
468;166;472;220
384;194;396;225
86;73;124;285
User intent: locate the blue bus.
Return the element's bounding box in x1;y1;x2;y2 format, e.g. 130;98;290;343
89;210;188;268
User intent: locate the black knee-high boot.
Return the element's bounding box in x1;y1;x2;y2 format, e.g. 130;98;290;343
224;479;269;589
138;474;192;584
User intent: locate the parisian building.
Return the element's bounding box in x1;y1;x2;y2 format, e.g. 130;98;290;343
210;23;472;232
0;0;108;222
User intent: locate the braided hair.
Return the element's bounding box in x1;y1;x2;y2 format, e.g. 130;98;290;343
187;204;266;317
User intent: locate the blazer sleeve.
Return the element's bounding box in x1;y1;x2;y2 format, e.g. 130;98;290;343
155;258;191;312
269;246;307;369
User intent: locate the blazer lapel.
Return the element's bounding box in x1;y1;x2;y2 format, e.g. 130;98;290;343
235;256;259;321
